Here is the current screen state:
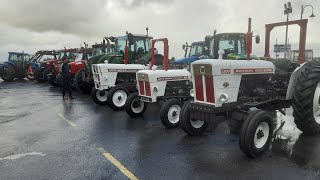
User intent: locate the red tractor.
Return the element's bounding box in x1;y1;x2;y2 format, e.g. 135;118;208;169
47;48;78;87
48;47;92;87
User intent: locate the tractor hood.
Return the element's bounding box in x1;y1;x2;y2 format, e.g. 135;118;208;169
174;55;199;64
191;59;275;76
41;59;59;64
137;69;191;83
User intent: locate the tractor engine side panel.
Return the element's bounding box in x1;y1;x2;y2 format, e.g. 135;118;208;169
238;74;274;102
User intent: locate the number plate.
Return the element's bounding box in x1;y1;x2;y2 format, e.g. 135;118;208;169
139;96;152;102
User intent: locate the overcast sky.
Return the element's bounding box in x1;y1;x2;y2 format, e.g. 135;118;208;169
0;0;319;61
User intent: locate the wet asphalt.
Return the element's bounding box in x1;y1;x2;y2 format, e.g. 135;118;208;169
0;79;320;180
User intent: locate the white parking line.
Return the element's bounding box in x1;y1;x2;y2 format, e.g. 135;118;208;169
58;114;77;127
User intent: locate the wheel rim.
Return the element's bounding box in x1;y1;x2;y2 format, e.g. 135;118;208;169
168;105;181;124
96;90;108;102
190;118;205;129
313;82;320;124
112;90;127;107
131;97;144;113
254;122;270;149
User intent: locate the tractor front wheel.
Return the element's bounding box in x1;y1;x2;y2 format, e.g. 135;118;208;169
293;62;320;135
160;99;182;128
91;87;108;105
179;100;209;136
1;66;15;82
125;92;148;117
239;110;274;158
107;86;129;111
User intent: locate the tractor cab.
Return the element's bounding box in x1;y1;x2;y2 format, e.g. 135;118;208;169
207;33;258;60
115;34;153;64
0;52;31;81
7;52;30;63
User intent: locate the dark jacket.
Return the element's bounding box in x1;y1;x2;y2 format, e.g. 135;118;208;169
61;62;71;79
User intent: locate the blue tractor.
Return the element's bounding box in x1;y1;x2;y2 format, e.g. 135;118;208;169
0;52;31;82
173;41;209;69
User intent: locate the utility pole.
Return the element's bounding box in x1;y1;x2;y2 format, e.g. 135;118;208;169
284;2;292;59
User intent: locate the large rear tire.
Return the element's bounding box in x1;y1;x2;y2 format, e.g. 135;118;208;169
292;62;320;135
107;86;129;111
91;87;108;105
56;74;63;87
34;69;46;83
75;69;92;94
1;66;15;82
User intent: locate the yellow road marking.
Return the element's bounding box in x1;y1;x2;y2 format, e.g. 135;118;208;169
58;114;77;127
98;148;138;180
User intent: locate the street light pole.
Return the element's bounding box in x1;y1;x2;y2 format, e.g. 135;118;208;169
301;5;316;19
283;2;292;59
284;12;289;59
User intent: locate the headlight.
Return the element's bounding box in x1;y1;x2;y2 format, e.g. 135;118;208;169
153;86;159;93
219;93;228;103
190;89;194;97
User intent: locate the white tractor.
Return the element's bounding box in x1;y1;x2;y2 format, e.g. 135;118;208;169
125;38;193;128
91;33;164;110
179;18;319;158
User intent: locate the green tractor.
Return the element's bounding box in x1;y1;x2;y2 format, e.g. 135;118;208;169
73;37;117;94
0;52;31;81
75;32;156;94
205;32;259;60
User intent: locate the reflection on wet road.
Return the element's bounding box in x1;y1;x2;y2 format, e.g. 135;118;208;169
0;80;320;179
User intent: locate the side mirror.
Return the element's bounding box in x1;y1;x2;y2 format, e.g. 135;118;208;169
128;33;134;45
255;35;260;44
182;44;186;50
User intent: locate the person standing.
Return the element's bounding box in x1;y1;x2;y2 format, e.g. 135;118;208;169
61;56;73;100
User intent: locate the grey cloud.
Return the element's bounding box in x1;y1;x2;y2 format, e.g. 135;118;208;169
114;0;175;9
0;0;106;34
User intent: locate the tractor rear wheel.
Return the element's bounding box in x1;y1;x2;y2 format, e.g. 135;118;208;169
43;69;50;82
56;74;63;87
48;75;58;87
35;69;46;83
179;100;209;136
107;86;129;111
239;110;274;158
75;70;91;94
1;66;15;82
125;92;148;117
160;99;182;128
91;87;108;105
293;62;320;135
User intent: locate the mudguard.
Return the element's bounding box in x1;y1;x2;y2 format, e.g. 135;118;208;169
286;62;310;100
